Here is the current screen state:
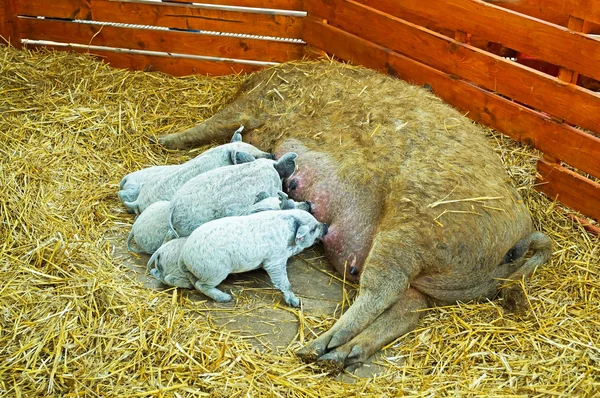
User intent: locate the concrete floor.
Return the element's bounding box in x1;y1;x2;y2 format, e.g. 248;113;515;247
110;227;385;380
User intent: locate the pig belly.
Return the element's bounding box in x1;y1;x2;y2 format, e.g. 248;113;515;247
274;140;381;281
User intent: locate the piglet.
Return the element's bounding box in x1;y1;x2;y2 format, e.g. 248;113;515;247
179;209;328;307
168;152;298;237
123;128;274;214
127;201;175;254
119;164;176;211
226;191;312;216
147;237;192;289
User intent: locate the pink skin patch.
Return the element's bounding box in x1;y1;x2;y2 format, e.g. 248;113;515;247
274;141;377;281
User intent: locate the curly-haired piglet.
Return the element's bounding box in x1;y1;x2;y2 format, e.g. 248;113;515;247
147;237;192;289
168;152;297;237
127;201;175;254
119;165;176;212
123;128;273;214
226;191;312;216
179;209;328;306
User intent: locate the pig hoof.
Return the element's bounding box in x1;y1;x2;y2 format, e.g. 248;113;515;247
296;346;320;363
500;285;527;313
298;334;333;362
203;289;232;303
214;293;233;303
284;293;300;308
316;351;346;374
153;135;179;149
344;346;369;371
296;338;330;362
150;269;162;280
345;361;364;373
347;345;363;360
327;330;351;350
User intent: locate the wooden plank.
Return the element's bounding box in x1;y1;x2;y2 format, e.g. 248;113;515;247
537;159;600;222
567;214;600;236
18;17;304;63
493;0;600;30
351;0;600;82
302;18;600;180
305;0;600;135
16;0;304;39
162;0;304;11
539;0;600;25
24;43;266;76
0;0;21;47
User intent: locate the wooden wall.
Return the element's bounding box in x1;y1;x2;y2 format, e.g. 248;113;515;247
1;0;599;223
1;0;306;76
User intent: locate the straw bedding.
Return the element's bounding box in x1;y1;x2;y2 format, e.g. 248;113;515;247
1;45;598;397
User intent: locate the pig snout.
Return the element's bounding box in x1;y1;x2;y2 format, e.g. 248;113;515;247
305;201;312;213
294;200;311;213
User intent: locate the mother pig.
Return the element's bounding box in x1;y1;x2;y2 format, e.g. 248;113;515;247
156;61;552;372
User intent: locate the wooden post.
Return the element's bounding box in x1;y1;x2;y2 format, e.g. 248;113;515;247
0;0;22;48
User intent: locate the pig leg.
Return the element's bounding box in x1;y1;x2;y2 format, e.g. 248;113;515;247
156;101;265;149
313;288;428;373
297;236;419;359
264;260;300;307
164;275;194;290
150;268;163;281
193;281;233;303
182;261;234;302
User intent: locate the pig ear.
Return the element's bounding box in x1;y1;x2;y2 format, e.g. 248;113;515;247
231;132;243;143
231;150;255;165
274;152;297;179
254;191;270;203
278;192;294;210
295;224;309;245
230;125;244;142
277;191;289;201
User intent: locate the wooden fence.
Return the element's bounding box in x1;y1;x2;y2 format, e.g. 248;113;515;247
1;0;599;225
0;0;306;75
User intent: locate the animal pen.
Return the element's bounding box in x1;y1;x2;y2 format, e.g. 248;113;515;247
0;0;599;396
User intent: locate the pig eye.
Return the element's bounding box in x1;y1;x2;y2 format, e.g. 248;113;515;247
288;179;298;190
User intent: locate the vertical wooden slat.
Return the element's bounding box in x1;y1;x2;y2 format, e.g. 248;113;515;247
454;30;470;44
0;0;5;40
557;16;592;84
0;0;21;47
545;15;593;167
